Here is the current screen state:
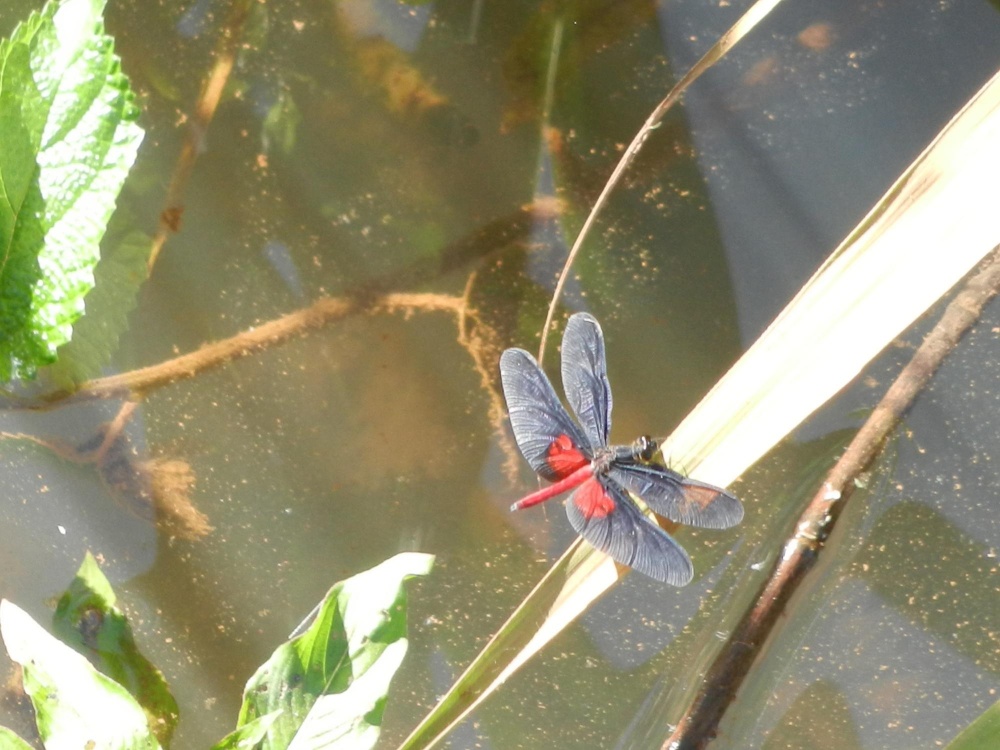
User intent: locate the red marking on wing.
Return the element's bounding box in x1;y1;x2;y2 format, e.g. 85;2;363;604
681;483;726;510
546;433;588;478
571;477;616;520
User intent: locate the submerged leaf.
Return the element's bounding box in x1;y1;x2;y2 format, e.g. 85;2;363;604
761;679;863;750
238;553;434;749
0;0;143;380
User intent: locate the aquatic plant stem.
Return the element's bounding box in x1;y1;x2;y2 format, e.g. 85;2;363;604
537;0;784;363
663;244;1000;750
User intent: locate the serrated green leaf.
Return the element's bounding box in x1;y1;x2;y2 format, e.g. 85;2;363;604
238;553;434;750
0;0;143;381
52;551;178;745
0;599;160;750
46;228;151;385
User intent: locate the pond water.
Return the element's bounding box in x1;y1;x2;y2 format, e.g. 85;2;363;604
1;1;999;748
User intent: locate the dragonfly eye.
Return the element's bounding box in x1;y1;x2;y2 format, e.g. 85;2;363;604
634;435;658;462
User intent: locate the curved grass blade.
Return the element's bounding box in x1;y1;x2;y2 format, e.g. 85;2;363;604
397;66;1000;750
945;699;1000;750
668;65;1000;485
537;0;786;361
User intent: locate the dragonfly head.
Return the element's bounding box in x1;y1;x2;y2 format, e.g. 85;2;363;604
632;435;659;462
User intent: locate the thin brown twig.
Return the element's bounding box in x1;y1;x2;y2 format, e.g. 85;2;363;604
0;431;69;455
663;244;1000;750
537;0;783;363
92;400;140;465
147;0;254;271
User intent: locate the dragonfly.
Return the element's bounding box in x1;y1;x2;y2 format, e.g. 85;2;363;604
499;312;744;585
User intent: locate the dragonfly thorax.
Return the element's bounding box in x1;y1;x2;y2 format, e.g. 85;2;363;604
595;435;658;472
600;435;659;467
591;447;616;473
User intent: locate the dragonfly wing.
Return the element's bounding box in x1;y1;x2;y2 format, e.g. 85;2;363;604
609;465;744;529
565;476;693;586
560;313;612;451
500;348;591;481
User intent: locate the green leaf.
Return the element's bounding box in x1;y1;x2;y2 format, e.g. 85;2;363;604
946;700;1000;750
0;599;160;749
0;726;35;750
262;85;301;156
238;553;434;749
0;0;144;381
52;551;178;745
210;711;282;750
46;228;151;385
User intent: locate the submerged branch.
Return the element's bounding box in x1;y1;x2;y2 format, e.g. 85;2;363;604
11;190;545;410
147;0;254;270
30;292;467;407
664;244;1000;750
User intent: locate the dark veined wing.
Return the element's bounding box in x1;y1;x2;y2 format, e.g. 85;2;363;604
609;464;744;529
564;475;693;586
560;312;612;451
500;348;591;481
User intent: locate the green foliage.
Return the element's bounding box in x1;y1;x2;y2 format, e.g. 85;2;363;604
262;85;301;157
210;712;282;750
237;553;435;749
0;0;143;381
946;700;1000;750
0;600;160;749
0;726;34;750
47;227;151;384
52;552;178;745
0;552;432;749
